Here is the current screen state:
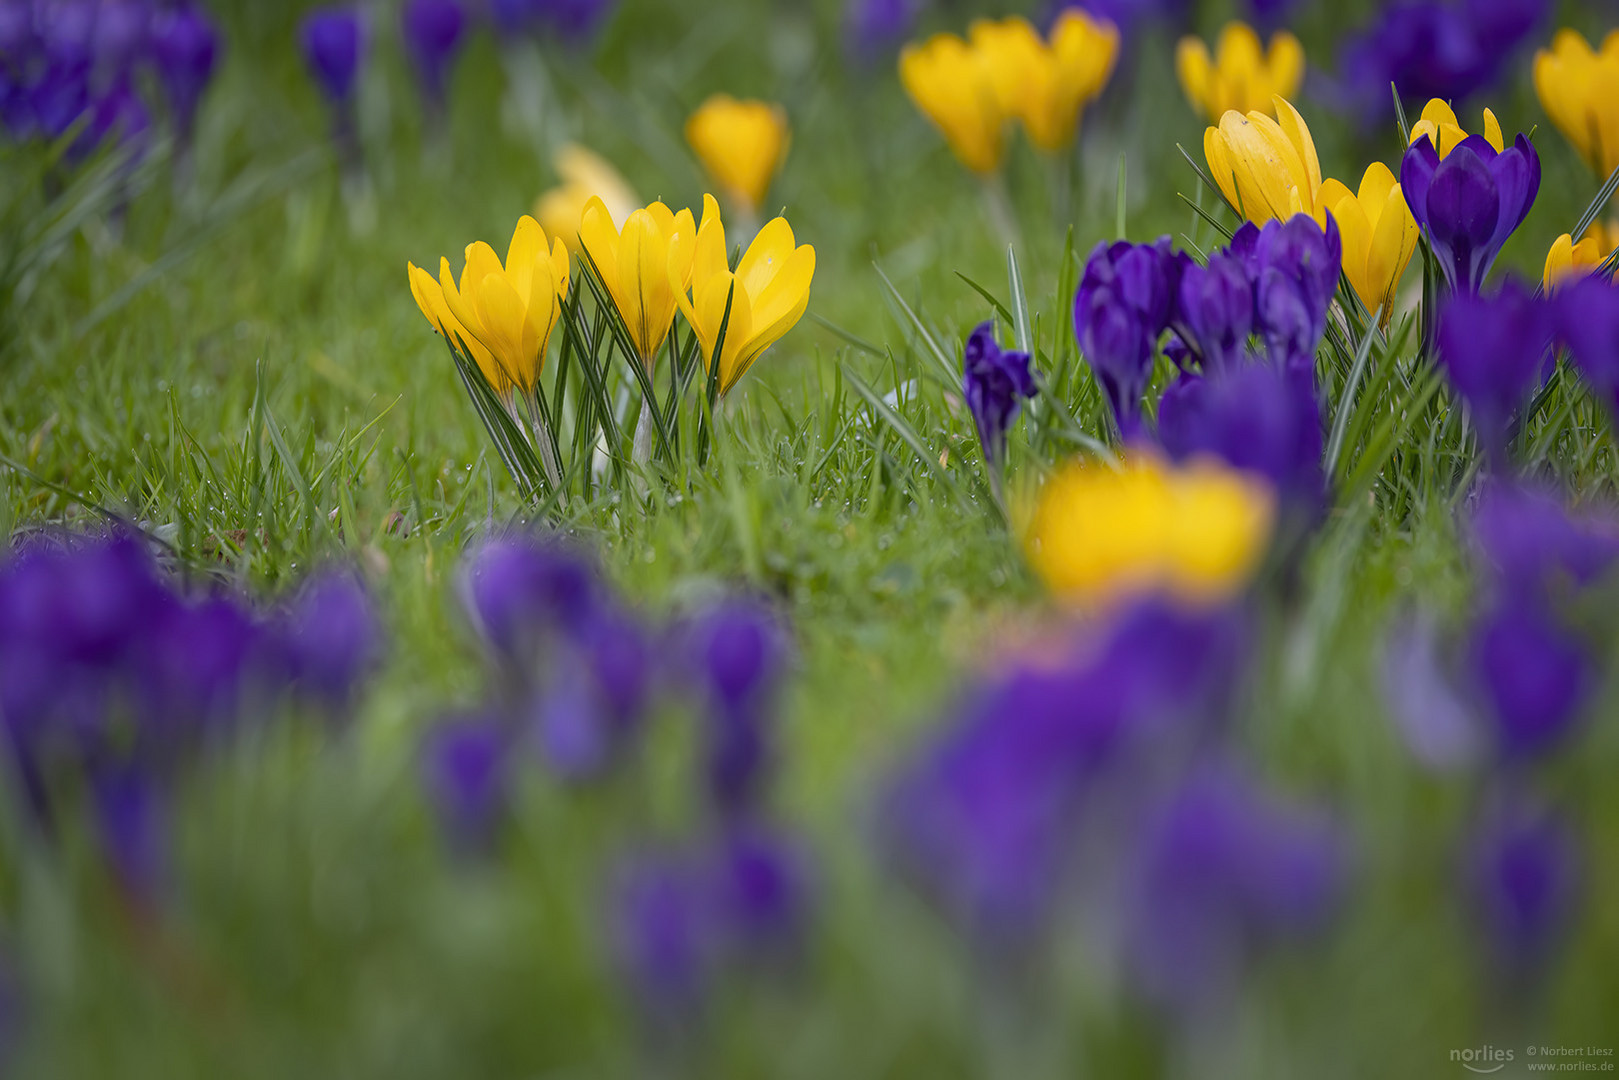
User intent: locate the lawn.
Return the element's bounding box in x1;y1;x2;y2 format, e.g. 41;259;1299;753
3;0;1619;1076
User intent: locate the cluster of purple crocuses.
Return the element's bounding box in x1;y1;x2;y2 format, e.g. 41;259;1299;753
877;596;1345;1011
1335;0;1547;126
0;530;379;909
1385;479;1619;983
1437;273;1619;465
421;532;812;1020
0;0;219;162
1072;215;1336;507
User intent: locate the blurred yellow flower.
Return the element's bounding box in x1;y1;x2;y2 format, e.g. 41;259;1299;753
677;194;816;397
899;31;1006;174
1314;162;1418;321
1534;29;1619;180
1203;95;1322;223
408;216;570;396
685;95;790;217
1544;221;1618;290
1176;22;1304;121
533;144;639;255
1407;98;1503;159
1025;454;1276;608
968;11;1118;153
579;197;697;364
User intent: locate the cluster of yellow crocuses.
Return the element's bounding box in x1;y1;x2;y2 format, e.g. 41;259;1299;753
898;11;1118;174
409;192;814;407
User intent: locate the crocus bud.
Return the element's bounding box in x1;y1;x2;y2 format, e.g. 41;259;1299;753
1435;278;1553;462
279;569;381;708
299;6;367;106
961;320;1035;475
149;2;219;141
401;0;465;108
422;712;510;854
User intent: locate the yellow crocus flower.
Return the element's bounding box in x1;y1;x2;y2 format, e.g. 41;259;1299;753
684;95;790;218
1024;454;1276;609
407;216;570;396
1534;29;1619;180
1176;22;1304;121
899;31;1006;175
578;196;697;365
969;11;1118;153
1314;162;1418;321
533;144;639;255
675;194;816;397
1407;98;1503;159
1544;221;1618;291
1203;95;1323;223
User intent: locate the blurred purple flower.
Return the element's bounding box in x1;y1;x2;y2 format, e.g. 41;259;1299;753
278;569;381;708
1054;0;1186;38
1469;478;1619;600
1125;763;1344;1008
1335;0;1546;125
1555;276;1619;425
299;6;366;105
1381;613;1482;771
1468;597;1591;759
610;852;710;1017
1075;237;1183;435
962;320;1035;475
148;2;219;141
531;605;650;780
492;0;613;40
844;0;921;66
462;534;598;659
1402;132;1540;296
1156;360;1324;510
1468;798;1579;979
687;600;787;816
1436;279;1553;462
92;766;168;908
401;0;465;107
707;826;813;960
422;712;510;854
134;595;264;752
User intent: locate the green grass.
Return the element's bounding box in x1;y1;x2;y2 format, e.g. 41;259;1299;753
5;0;1619;1076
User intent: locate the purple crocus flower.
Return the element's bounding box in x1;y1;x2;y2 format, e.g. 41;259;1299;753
299;6;366;106
1074;237;1183;436
610;852;710;1017
1467;597;1591;759
1555;276;1619;425
422;712;510;854
92;766;168;908
148;2;219;142
962;321;1036;482
1469;478;1619;600
1401;132;1540;296
1175;249;1253;374
1381;612;1483;771
534;0;614;39
278;569;381;708
1245;214;1342;372
686;600;786;816
401;0;465;108
1335;0;1546;126
462;535;598;659
1125;763;1344;1008
1156;360;1324;510
707;826;813;960
1435;278;1553;462
843;0;921;66
1467;799;1579;980
531;604;650;780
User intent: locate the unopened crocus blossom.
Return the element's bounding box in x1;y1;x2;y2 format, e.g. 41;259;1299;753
1543;223;1616;291
1203;95;1324;223
1024;454;1276;608
1176;22;1304;121
898;31;1005;175
1073;236;1182;433
532;144;638;254
1468;800;1580;978
299;7;366;106
1555;275;1619;424
676;194;815;397
1314;162;1419;320
148;2;219;142
408;215;571;395
1236;212;1342;369
1401;121;1539;296
422;712;510;854
401;0;466;108
685;96;789;218
1533;29;1619;181
844;0;921;67
1407;98;1504;159
1469;597;1591;758
969;11;1118;153
579;196;697;364
1436;278;1553;461
961;321;1035;482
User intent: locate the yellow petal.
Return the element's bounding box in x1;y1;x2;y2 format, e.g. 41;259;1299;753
1314;177;1354;229
1271;96;1321;210
505;215;545;299
579;195;622;289
1366;182;1417;315
1267;31;1304;102
1204;124;1241;214
1543;233;1574;290
729;244;814;392
1176;38;1214;116
736;217;796;300
1482;108;1503;152
692;192;729;287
